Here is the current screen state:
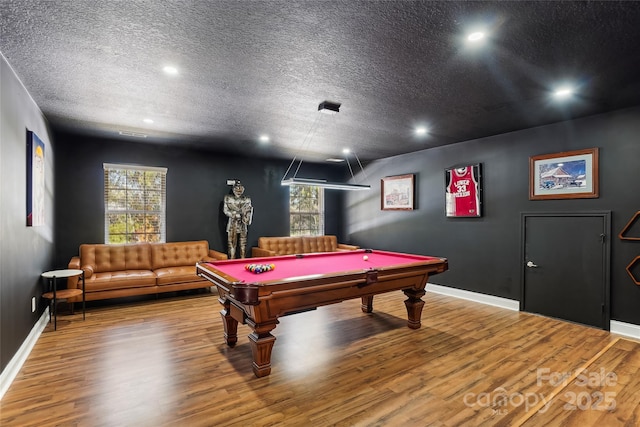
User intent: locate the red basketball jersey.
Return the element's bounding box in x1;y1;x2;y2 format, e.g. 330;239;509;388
447;167;480;216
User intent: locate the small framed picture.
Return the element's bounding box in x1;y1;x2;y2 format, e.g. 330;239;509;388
529;148;599;200
381;174;415;210
445;164;482;217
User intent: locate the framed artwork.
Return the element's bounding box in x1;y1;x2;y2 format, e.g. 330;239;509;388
26;130;45;226
529;148;599;200
381;174;415;210
445;163;482;217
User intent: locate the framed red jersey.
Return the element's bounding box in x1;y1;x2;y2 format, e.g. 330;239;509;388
445;163;482;217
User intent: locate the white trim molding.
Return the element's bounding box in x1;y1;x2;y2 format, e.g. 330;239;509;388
427;284;640;336
426;283;520;311
103;163;167;173
610;320;640;340
0;308;49;400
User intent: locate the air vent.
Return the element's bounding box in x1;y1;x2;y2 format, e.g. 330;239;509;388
118;130;148;138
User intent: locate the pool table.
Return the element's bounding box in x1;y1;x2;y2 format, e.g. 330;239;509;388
196;249;448;377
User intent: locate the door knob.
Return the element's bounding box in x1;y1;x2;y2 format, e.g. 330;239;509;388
527;261;538;268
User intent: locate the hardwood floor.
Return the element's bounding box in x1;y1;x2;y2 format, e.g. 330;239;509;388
1;289;638;426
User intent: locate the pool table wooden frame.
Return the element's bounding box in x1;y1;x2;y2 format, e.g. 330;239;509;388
196;249;448;377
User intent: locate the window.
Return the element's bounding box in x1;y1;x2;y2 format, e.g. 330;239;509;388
289;185;324;236
104;163;167;243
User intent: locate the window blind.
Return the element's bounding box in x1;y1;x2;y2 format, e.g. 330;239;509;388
103;163;167;243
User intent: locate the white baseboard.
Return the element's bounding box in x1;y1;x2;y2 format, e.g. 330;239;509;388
610;320;640;340
0;308;49;400
426;284;640;336
426;283;520;311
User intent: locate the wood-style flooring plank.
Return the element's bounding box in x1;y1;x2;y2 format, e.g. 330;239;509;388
1;289;635;426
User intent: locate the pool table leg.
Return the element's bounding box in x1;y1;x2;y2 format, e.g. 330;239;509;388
403;288;426;329
220;305;238;347
247;320;278;377
361;295;374;313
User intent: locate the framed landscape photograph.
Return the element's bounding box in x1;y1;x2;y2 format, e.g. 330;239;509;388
529;148;599;200
445;163;482;217
381;174;415;210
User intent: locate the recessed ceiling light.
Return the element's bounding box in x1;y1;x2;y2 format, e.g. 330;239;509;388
553;86;575;99
163;66;178;75
415;126;428;136
467;31;485;42
259;135;270;143
143;118;154;124
342;148;351;154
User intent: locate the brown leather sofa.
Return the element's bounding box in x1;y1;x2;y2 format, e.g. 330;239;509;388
67;240;227;301
251;235;359;257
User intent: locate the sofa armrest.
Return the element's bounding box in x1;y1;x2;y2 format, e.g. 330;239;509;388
68;256;80;269
252;247;276;257
67;256;81;289
67;256;93;289
208;249;228;260
337;243;360;251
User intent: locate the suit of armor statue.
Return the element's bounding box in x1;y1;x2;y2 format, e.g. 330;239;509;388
223;181;253;259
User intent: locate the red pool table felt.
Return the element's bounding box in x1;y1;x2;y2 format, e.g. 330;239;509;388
204;249;443;284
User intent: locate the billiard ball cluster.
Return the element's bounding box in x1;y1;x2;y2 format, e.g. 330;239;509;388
245;263;276;274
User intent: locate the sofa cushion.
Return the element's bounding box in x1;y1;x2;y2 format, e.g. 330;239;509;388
154;265;205;286
84;270;157;292
150;240;210;270
80;243;152;274
257;237;304;255
303;235;338;253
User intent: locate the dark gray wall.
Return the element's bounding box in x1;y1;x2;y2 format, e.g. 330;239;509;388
53;133;348;269
345;106;640;324
1;55;55;374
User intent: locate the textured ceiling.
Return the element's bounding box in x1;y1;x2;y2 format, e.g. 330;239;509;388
1;1;640;162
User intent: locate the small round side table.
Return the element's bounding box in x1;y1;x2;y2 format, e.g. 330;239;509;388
41;269;85;330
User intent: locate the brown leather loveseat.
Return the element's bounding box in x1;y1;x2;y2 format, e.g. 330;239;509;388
67;240;227;301
251;235;359;257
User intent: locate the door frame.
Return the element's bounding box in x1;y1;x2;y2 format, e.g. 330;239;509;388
520;211;611;330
